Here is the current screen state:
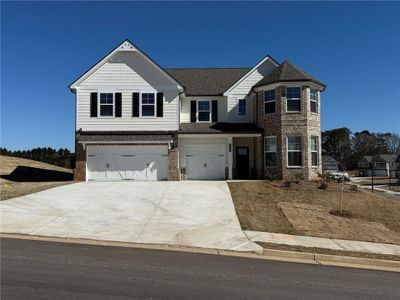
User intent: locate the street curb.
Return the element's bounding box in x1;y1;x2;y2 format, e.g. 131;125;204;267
1;233;399;272
262;248;400;272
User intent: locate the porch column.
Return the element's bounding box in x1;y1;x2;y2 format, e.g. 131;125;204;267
228;136;233;179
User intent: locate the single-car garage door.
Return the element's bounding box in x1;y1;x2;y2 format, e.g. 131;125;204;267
186;144;225;180
87;145;168;181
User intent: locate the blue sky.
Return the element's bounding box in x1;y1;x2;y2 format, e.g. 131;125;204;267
1;1;399;151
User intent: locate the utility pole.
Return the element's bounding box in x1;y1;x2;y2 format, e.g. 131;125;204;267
371;162;374;193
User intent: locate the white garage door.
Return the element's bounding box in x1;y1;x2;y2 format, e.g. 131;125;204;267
87;146;168;181
186;144;225;180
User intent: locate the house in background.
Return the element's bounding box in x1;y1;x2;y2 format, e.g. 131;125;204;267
69;39;326;181
358;154;398;177
322;155;339;173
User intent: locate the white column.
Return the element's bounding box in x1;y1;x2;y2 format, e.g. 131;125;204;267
228;136;233;179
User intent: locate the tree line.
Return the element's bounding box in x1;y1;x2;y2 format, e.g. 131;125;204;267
0;147;75;169
322;128;400;170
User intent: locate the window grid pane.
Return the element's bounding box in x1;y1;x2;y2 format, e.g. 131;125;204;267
264;89;275;101
238;99;246;116
287;87;301;99
142;93;155;104
198;101;210;111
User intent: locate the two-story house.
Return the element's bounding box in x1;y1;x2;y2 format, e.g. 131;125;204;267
70;40;326;181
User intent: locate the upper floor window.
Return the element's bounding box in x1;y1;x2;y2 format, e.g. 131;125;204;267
310;89;318;113
264;89;276;113
265;136;277;167
287;136;302;167
286;87;301;112
198;100;211;122
238;99;246;116
311;136;319;167
141;93;156;117
99;93;114;117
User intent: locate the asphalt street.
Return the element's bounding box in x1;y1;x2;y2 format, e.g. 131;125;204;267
1;238;399;299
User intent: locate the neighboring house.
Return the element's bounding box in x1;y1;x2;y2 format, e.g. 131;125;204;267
322;155;339;173
358;154;398;177
69;40;326;181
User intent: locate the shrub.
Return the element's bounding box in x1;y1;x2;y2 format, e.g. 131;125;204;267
283;180;292;188
319;182;328;190
317;171;336;182
292;171;304;184
350;184;358;191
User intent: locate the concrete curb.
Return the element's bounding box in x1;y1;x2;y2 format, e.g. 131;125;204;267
1;233;399;273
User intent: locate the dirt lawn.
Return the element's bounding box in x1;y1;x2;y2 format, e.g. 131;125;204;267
229;181;400;244
0;155;73;201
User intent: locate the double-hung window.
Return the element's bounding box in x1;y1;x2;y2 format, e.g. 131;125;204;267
287;136;302;167
310;89;318;113
264;89;276;113
141;93;156;117
238;99;246;116
311;136;319;167
198;100;211;122
99;93;114;117
287;87;301;112
265;136;277;167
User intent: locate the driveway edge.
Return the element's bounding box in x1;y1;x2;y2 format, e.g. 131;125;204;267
1;233;399;272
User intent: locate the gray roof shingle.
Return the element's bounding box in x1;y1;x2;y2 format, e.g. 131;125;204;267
254;60;326;88
165;68;251;96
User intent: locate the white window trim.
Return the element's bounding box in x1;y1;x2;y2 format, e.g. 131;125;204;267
310;89;318;114
264;89;276;114
98;92;115;118
238;98;247;117
310;135;319;167
286;87;301;113
140;92;157;118
287;135;303;168
265;136;277;167
196;99;211;123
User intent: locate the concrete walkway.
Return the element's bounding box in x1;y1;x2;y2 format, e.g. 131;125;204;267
245;231;400;256
0;181;261;253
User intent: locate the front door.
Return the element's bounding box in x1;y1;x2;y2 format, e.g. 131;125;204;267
236;147;249;179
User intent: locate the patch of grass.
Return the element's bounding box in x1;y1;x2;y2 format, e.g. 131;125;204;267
229;181;400;243
258;242;400;262
0;155;73;201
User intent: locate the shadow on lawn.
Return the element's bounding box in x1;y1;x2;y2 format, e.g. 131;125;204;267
1;166;73;182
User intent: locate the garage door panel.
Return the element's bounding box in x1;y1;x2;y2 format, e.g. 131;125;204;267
186;144;225;180
87;146;168;181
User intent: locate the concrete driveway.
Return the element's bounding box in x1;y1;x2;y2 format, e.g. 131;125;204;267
0;181;261;252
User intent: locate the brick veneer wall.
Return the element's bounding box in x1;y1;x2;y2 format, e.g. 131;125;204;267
74;138;86;181
257;84;322;181
167;135;180;181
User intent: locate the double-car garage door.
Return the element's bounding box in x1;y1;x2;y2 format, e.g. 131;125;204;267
87;146;168;181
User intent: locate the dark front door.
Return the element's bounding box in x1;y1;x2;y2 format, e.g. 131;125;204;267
236;147;250;178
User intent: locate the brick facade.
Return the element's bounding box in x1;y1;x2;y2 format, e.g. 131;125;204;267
74;138;86;181
167;135;180;181
257;83;322;181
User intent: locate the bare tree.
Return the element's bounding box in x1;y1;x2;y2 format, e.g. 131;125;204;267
381;133;400;155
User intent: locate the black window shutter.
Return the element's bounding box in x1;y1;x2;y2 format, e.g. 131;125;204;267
156;92;163;117
190;100;196;122
90;92;98;118
212;100;218;122
132;93;139;117
115;93;122;117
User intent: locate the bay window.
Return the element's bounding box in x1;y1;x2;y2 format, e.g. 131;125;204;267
264;89;276;113
311;136;319;167
287;87;301;112
287;136;302;167
310;89;318;113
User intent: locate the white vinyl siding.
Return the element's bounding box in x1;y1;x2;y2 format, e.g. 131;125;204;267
75;52;179;131
227;95;254;123
76;90;179;131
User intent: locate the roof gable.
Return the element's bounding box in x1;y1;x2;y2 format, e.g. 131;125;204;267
223;55;279;96
254;60;326;89
69;40;183;91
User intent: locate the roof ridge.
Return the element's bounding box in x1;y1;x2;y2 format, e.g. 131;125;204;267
164;67;252;70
